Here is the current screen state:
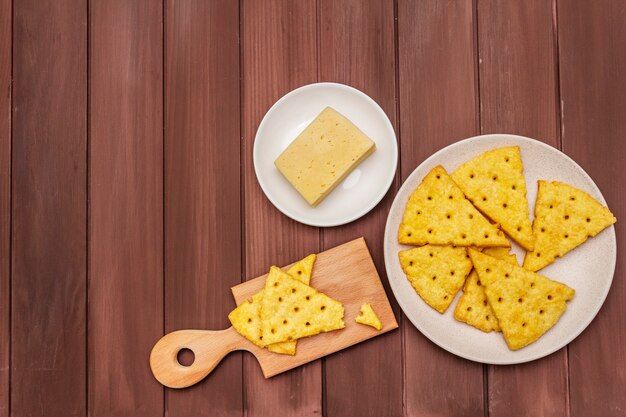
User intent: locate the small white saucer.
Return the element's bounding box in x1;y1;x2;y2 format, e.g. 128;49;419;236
253;83;398;227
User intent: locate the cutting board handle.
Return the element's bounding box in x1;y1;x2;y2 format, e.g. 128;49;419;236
150;327;243;388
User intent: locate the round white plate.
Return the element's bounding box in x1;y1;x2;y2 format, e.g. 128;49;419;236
254;83;398;227
384;134;617;364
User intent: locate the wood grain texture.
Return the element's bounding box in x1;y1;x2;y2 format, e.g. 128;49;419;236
317;1;403;416
89;1;163;416
557;1;626;415
11;1;86;416
478;0;560;143
397;1;485;415
477;2;569;416
241;0;322;415
164;0;242;415
0;0;10;415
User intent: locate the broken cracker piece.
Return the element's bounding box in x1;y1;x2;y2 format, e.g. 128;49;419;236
355;303;382;330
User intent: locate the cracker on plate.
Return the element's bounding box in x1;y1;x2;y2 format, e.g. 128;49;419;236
523;181;616;271
454;246;517;332
399;245;473;313
260;266;344;345
470;249;575;350
451;146;535;251
398;166;510;247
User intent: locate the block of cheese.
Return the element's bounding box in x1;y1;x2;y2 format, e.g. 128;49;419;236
274;107;376;207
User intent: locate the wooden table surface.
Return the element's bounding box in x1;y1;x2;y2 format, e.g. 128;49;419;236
2;1;625;416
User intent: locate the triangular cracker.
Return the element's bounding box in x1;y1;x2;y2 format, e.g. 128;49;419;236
451;147;535;250
454;247;517;332
267;254;317;354
260;267;344;345
469;249;575;350
229;255;316;353
398;166;510;247
399;245;473;313
523;181;616;271
227;291;265;347
355;303;382;330
286;254;316;285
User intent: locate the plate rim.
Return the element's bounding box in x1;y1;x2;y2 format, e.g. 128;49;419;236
253;82;398;227
384;133;617;365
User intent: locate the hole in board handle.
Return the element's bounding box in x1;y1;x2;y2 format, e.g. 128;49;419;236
177;348;195;367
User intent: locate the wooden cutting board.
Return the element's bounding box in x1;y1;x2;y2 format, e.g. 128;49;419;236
150;237;398;388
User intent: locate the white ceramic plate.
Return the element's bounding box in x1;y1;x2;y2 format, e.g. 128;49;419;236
384;134;616;364
254;83;398;227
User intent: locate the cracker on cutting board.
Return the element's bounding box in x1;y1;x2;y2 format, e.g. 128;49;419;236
260;266;345;345
285;254;316;286
355;303;382;330
523;180;616;272
399;245;474;313
398;166;510;247
454;246;517;333
267;254;318;355
228;291;266;348
451;146;535;251
469;249;575;350
228;255;316;354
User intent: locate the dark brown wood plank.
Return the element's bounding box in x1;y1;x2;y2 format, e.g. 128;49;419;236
557;1;626;415
11;0;87;416
89;0;163;415
478;0;561;143
397;1;485;415
0;0;10;415
318;1;403;416
477;2;569;416
164;1;242;416
241;0;322;415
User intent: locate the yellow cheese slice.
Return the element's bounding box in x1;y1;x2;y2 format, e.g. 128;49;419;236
274;107;376;207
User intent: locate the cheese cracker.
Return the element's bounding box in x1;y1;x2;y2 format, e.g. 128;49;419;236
355;303;382;330
451;146;535;250
399;245;473;313
266;254;318;354
470;249;575;350
229;255;316;354
398;166;510;247
523;181;616;271
260;267;345;345
454;247;517;332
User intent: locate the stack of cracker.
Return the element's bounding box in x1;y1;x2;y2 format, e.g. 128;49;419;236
228;255;345;355
398;147;616;350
